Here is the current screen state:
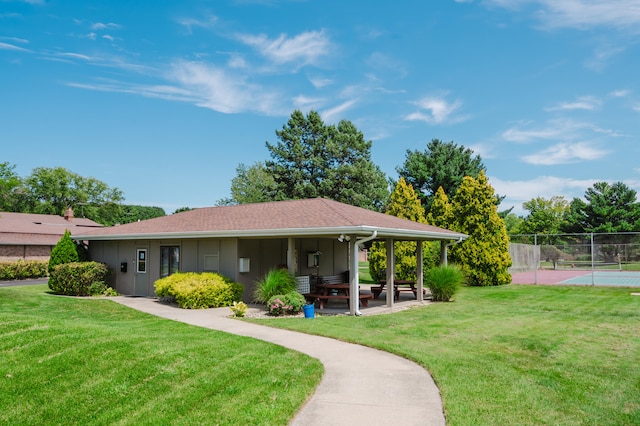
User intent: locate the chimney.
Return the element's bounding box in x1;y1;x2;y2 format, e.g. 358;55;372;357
64;207;74;222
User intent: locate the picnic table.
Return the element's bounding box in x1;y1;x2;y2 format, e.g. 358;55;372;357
307;282;373;309
371;279;419;300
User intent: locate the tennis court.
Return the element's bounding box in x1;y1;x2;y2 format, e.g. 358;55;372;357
511;269;640;287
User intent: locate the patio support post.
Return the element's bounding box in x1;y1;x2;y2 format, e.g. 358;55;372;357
287;237;295;276
416;240;424;302
440;240;447;266
386;238;394;308
351;231;377;316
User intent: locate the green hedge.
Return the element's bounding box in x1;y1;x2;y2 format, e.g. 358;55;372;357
154;272;244;309
0;260;49;281
48;262;111;296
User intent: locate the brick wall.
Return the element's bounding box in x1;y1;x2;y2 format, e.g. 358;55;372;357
0;245;52;262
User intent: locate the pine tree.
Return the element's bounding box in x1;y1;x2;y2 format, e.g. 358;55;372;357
448;171;511;286
48;229;79;274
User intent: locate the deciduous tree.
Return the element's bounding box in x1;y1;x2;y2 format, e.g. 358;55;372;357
24;167;124;224
520;196;570;236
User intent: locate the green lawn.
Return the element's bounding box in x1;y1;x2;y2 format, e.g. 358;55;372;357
0;285;322;425
250;284;640;425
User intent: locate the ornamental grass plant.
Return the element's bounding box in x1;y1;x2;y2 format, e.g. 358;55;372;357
253;268;297;303
424;264;464;301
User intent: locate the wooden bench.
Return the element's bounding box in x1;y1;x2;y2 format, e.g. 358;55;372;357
306;293;373;309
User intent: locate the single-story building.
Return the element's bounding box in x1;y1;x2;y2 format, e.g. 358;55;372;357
74;198;467;315
0;209;102;262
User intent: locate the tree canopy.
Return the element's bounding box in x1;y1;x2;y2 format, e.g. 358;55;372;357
261;110;389;210
519;196;570;236
562;181;640;234
397;139;485;210
0;163;162;225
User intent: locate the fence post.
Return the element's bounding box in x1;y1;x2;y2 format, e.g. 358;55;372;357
534;234;538;285
591;233;595;286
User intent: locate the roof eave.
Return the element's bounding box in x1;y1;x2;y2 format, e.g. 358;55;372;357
72;226;467;242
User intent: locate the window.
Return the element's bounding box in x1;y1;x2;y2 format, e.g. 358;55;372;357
136;249;147;273
160;246;180;278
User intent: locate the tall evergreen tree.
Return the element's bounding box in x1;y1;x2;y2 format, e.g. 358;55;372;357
562;181;640;234
264;110;389;210
449;171;511;286
368;178;438;282
397;139;485;210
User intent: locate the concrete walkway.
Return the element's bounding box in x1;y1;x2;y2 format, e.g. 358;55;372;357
112;297;446;426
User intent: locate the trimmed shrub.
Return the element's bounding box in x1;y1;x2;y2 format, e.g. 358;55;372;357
48;262;111;296
424;264;464;302
253;268;297;303
48;230;79;274
266;291;307;316
0;260;48;280
153;272;243;309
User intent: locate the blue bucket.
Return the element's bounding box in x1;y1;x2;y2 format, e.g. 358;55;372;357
303;304;315;318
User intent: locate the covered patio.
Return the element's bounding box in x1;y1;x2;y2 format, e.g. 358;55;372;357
75;198;467;314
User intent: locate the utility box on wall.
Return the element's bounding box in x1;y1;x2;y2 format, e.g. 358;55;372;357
239;257;250;273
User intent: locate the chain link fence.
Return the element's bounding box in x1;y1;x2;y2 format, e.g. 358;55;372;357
509;233;640;286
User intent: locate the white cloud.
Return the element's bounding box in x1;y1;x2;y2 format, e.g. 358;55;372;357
522;142;608;165
168;61;283;115
0;41;30;52
491;175;597;213
487;0;640;31
320;99;359;123
545;95;601;111
91;22;121;31
237;30;331;67
177;15;219;34
633;104;640;112
293;95;325;110
405;94;468;125
501;119;618;143
610;89;630;97
309;76;333;89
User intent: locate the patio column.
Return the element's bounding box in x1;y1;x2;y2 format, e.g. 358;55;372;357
416;240;424;302
386;238;394;308
440;240;448;266
287;237;296;276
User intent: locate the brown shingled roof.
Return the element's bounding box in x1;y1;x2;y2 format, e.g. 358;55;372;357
0;211;103;245
74;198;466;242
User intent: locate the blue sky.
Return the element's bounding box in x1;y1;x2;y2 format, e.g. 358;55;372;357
2;0;640;215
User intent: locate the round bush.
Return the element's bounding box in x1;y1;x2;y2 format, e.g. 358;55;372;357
153;272;243;309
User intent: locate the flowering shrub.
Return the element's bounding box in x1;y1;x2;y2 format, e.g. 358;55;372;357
267;296;289;316
267;291;306;316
